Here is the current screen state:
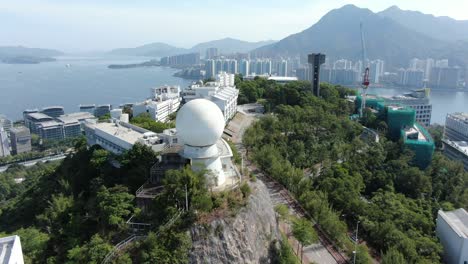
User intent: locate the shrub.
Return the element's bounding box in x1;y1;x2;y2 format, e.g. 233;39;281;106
240;182;251;198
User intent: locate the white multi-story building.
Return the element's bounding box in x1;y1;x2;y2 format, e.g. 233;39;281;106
83;120;180;155
239;59;250;77
0;127;10;157
204;59;216;79
436;209;468;264
182;72;238;122
382;89;432;126
442;139;468;171
9;126;32;155
370;59;385;83
0;114;12;133
133;85;181;122
445;113;468;142
436;59;449;68
0;235;25;264
217;71;235;87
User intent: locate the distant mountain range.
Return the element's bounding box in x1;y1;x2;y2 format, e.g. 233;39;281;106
109;42;186;57
109;38;276;57
5;5;468;69
253;5;468;68
189;38;276;54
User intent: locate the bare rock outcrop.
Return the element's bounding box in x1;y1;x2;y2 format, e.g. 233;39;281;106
189;180;280;264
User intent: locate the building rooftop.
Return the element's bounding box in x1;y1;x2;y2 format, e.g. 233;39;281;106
212;86;238;101
449;112;468;124
387;105;407;111
57;112;95;124
79;104;96;108
23;109;39;115
41;106;64;111
443;140;468;156
267;76;299;82
92;121;158;146
26;112;53;121
439;208;468;238
10;126;29;134
96;104;111;108
404;126;428;141
38;120;63;128
162;128;177;136
0;235;22;264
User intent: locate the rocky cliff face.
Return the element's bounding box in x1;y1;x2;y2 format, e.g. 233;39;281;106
189;181;280;264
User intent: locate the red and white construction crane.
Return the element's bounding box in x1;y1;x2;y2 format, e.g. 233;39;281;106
360;22;370;118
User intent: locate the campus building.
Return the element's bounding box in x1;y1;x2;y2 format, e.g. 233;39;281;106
356;96;435;168
24;111;95;141
83;120;179;155
132;85;181;122
442;140;468;171
0;128;10;157
182;72;238;122
445;113;468;142
436;209;468;264
443;113;468;170
382;89;432;127
94;104;112;118
0;114;12;133
9;126;32;155
0;235;25;264
40;106;64;118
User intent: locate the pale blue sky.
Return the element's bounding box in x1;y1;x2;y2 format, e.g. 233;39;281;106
1;0;467;52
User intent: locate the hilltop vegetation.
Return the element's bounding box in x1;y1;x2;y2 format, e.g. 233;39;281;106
0;136;252;263
238;76;468;263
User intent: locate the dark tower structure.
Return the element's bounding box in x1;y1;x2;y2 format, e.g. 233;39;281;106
308;53;326;97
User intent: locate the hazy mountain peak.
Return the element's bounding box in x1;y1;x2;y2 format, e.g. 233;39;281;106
252;5;448;67
379;6;468;42
384;5;401;11
189;38;276;54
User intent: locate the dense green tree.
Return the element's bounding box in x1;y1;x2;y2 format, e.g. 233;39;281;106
66;234;112;264
12;227;49;264
291;218;318;262
276;234;301;264
36;194;74;234
354;244;372;264
241;79;453;263
96;185;135;231
381;247;406;264
137;231;191;264
120;143;159;192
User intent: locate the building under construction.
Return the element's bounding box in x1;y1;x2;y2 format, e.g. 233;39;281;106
356;95;435;168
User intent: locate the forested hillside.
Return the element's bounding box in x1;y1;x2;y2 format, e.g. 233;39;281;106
237;76;468;263
0;136;254;263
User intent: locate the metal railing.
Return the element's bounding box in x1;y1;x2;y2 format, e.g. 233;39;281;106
101;210;184;264
126;215;152;233
101;234;146;264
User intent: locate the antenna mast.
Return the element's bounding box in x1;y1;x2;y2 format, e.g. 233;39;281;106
360;22;370;118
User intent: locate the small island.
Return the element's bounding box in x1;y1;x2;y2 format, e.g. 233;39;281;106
1;56;56;64
0;46;63;64
107;59;160;69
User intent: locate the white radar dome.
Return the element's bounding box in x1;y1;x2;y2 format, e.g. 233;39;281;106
176;99;225;147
